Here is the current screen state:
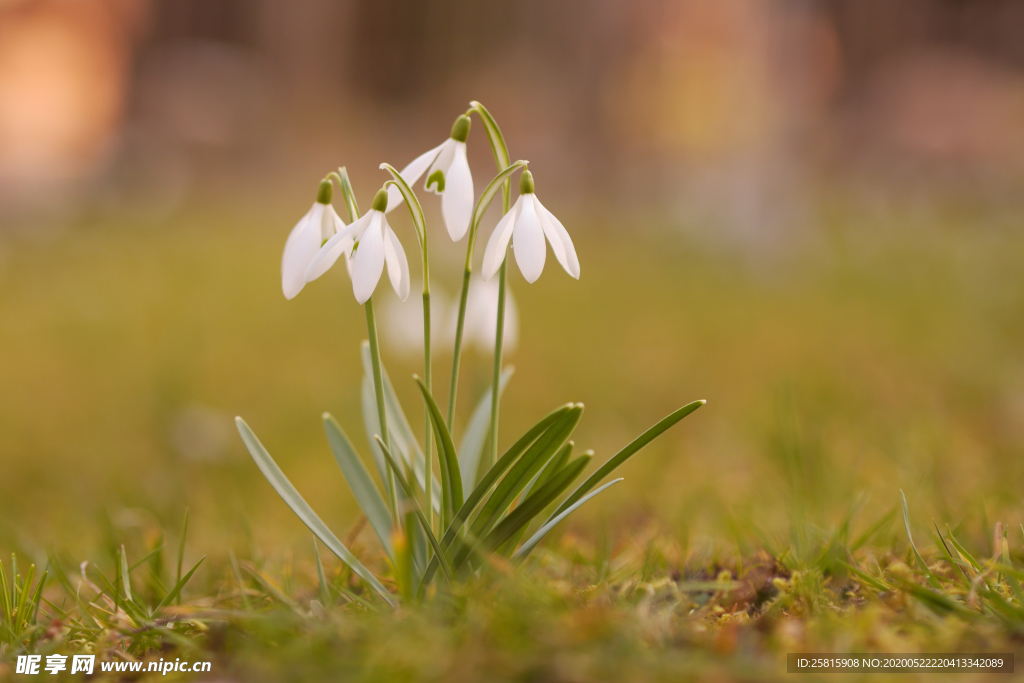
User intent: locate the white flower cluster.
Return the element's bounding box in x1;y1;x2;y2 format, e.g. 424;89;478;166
280;110;579;305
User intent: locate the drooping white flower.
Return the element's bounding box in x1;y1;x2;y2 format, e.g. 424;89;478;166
481;170;579;283
281;179;345;300
304;188;410;304
386;115;474;241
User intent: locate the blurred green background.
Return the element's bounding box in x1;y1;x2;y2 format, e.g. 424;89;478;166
2;0;1024;565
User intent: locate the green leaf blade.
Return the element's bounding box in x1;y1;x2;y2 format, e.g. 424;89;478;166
235;417;394;606
416;377;463;524
513;478;623;562
323;413;394;558
551;400;704;520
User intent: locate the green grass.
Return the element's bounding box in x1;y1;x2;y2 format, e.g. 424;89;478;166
2;193;1024;679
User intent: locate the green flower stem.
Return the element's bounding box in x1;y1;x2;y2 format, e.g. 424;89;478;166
447;102;513;465
446;269;471;428
486;259;508;474
365;297;399;517
422;290;433;530
380;168;433;531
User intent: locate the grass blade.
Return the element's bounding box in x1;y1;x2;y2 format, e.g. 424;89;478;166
229;550;251;611
513;478;622;562
119;545;132;603
945;525;984;572
155;556;205;612
899;490;943;590
850;507;896;551
323;413;394;558
459;367;514;487
176;508;189;605
550;400;704;519
235;417;395;606
416;376;463;526
313;537;331;606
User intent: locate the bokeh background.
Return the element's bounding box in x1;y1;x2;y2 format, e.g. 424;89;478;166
3;0;1024;563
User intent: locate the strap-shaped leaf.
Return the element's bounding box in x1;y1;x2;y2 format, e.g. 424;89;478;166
499;442;576;555
374;436;453;582
482;456;591;554
512;478;623;562
550;400;705;520
416;377;463;525
416;404;573;592
459;367;514;487
522;441;573;501
361;342;441;509
472;405;583;538
323;413;394;558
235;417;394;606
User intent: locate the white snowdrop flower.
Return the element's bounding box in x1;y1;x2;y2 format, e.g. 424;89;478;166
304;189;410;304
481;170;579;284
386;115;473;241
460;276;518;353
281;179;344;300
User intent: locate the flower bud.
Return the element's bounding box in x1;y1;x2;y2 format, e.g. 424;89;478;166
316;178;333;204
519;169;535;195
450;114;471;143
370;187;389;210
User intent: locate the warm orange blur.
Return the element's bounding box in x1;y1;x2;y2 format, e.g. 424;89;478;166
4;0;1024;213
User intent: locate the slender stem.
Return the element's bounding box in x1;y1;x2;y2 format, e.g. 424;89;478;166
486;203;510;474
448;102;512;443
365;298;398;517
447;269;472;428
378;169;433;530
422;291;433;531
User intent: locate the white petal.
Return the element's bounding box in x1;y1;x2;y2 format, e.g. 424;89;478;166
424;139;456;195
441;142;473;241
383;221;411;301
386;142;445;212
282;203;323;299
481;196;522;281
304;218;361;283
512;195;546;283
533;195;579;279
350;213;386;304
324;204;345;241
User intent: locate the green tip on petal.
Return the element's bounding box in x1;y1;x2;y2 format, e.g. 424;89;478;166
371;188;389;212
519;169;535;195
450;115;471;143
316;178;333;204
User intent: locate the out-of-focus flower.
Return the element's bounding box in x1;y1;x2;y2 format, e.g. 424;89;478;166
460;276;519;353
380;279;518;356
380;287;451;356
305;189;410;304
281;179;343;300
482;170;579;283
386;115;473;241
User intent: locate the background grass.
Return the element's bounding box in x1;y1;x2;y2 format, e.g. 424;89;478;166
2;189;1024;679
